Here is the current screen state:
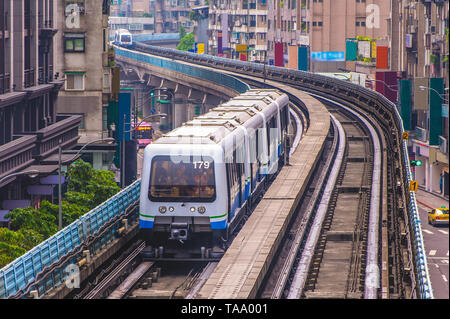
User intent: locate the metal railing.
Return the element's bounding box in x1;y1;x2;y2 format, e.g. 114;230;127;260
126;43;434;298
0;180;140;298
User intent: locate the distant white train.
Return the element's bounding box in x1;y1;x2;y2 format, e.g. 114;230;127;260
139;89;290;255
113;29;133;48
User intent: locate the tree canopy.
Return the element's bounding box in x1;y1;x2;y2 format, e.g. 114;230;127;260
0;160;120;268
176;32;195;51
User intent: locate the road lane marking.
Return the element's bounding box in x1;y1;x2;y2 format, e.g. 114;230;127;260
442;259;449;264
447;251;449;257
442;275;448;283
422;229;434;235
438;230;448;235
429;250;437;256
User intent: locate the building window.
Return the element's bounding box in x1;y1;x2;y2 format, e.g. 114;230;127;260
102;106;108;131
313;21;317;27
64;33;85;52
65;73;85;90
103;73;110;89
355;21;360;27
318;21;323;27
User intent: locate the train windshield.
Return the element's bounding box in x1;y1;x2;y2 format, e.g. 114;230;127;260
121;35;131;42
149;155;216;202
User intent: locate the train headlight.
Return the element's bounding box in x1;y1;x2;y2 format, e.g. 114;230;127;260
169;206;174;212
190;207;196;212
198;206;206;214
159;206;167;214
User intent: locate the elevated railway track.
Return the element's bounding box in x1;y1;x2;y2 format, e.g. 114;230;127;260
0;43;433;299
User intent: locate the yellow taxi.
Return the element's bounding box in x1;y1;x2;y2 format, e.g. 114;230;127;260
427;207;449;226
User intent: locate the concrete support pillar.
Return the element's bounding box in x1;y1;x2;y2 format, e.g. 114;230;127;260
173;93;188;128
92;152;103;170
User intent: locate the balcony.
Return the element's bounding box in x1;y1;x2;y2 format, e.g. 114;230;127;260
31;115;82;160
0;135;37;187
24;69;35;88
0;73;10;94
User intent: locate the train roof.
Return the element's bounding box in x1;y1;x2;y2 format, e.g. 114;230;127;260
153;89;286;145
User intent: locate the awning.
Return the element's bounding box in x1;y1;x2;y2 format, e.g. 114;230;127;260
40;153;81;165
21;164;59;175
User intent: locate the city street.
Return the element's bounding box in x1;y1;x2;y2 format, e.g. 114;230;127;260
417;201;449;299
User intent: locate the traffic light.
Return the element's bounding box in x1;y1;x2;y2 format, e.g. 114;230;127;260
150;91;155;111
410;160;422;167
194;105;201;116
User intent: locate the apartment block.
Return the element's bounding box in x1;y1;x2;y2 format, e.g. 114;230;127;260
0;0;81;222
54;0;116;170
208;0;269;62
391;0;449;197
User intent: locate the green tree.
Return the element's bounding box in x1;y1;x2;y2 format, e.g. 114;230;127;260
67;160;120;208
179;24;186;39
5;207;58;239
0;242;26;268
38;200;89;229
176;32;195;51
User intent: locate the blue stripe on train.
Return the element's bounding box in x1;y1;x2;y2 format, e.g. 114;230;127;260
245;181;250;199
140;219;154;229
210;219;227;229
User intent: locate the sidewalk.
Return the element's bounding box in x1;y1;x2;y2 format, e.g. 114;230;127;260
416;188;449;210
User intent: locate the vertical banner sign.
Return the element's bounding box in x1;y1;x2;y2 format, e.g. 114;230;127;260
399;79;412;130
375;71;397;104
221;13;229;50
197;43;205;54
275;42;284;67
371;41;377;58
218;31;223;54
346;39;357;61
298;46;308;71
376;46;388;69
384;71;398;104
358;41;371;58
414;78;429;110
288;45;298;69
429;77;443;146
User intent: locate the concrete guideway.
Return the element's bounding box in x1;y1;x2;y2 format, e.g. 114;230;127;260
196;85;330;299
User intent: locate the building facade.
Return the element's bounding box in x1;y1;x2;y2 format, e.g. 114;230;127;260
111;0;195;33
54;0;116;171
390;0;449;198
0;0;81;224
208;0;269;62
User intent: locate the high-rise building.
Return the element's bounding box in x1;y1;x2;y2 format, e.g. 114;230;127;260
0;0;81;221
208;0;269;62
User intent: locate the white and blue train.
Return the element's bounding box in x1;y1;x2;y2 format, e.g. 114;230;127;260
139;89;290;254
113;29;133;48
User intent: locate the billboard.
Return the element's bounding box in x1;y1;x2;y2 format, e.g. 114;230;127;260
311;51;345;61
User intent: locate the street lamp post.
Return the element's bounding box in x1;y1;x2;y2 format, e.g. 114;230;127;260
0;170;40;185
58;138;115;230
419;85;448;103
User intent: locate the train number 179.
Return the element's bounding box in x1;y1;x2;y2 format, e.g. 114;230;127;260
193;161;210;169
